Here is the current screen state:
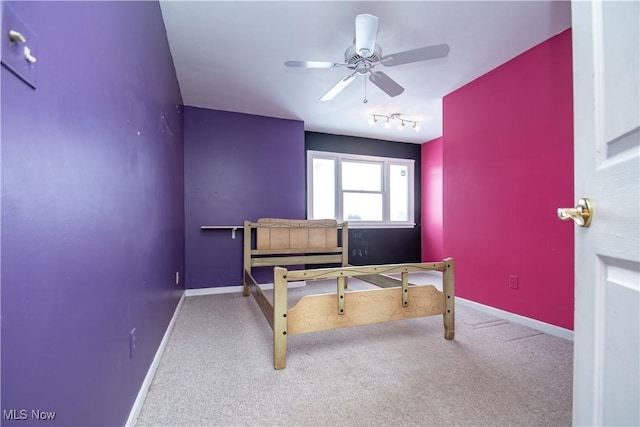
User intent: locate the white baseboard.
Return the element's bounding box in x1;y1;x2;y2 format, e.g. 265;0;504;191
456;297;574;341
185;285;244;296
408;272;574;341
258;281;306;290
184;281;306;297
126;292;185;427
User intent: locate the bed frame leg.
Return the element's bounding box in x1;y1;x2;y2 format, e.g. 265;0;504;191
242;271;250;297
443;257;455;340
273;266;288;369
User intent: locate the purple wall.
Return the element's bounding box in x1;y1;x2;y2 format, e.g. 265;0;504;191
1;2;184;425
184;107;305;288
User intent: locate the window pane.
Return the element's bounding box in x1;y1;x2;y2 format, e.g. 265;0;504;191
343;192;382;221
312;158;335;219
390;164;409;221
342;161;381;191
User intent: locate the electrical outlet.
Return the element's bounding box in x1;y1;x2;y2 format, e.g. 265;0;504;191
509;275;519;289
129;328;136;359
175;271;180;285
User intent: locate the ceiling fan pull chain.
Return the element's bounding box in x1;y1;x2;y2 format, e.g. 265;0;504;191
363;64;368;103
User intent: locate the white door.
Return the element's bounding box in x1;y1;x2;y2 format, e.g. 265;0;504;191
570;1;639;425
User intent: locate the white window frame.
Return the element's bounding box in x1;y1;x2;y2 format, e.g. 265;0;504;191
306;150;415;229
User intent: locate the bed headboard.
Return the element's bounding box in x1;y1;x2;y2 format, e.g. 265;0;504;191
256;218;339;250
244;218;349;270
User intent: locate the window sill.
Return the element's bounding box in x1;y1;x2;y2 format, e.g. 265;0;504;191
345;222;416;229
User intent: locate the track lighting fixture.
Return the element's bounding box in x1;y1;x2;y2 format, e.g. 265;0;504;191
368;113;420;132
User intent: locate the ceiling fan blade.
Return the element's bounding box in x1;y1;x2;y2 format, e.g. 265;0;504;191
355;14;379;58
285;60;340;68
381;43;450;67
320;74;356;101
368;71;404;97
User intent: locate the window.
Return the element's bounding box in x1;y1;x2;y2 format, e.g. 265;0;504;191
307;150;415;228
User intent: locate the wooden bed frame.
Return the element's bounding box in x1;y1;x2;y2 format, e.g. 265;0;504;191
243;218;455;369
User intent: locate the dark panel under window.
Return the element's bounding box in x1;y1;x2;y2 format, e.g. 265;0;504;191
305;132;422;265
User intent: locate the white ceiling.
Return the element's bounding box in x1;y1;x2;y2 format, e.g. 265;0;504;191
159;1;571;144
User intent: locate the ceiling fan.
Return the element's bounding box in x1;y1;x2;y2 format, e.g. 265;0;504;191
285;13;450;102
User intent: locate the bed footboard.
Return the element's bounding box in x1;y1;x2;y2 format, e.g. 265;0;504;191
271;259;454;370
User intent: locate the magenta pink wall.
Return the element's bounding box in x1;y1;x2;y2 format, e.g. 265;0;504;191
421;137;444;262
442;29;574;329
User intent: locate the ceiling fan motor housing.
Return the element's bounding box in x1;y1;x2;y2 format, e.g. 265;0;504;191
345;44;382;73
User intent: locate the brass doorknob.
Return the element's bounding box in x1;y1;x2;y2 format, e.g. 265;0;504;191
557;198;593;227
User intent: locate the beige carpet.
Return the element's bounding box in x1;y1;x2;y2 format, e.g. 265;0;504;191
136;276;573;426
